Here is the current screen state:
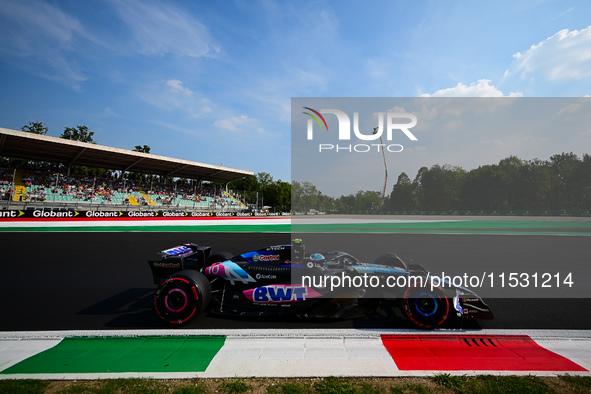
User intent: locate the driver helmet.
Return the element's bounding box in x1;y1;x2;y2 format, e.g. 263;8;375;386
310;253;325;261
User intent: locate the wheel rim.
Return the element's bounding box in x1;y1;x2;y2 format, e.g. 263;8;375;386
414;292;438;317
165;288;188;313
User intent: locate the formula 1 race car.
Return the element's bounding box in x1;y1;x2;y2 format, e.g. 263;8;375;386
148;240;493;328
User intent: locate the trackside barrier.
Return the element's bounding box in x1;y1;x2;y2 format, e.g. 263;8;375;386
0;209;291;220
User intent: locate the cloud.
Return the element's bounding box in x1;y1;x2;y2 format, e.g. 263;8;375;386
557;98;591;118
421;79;522;97
365;58;389;80
557;103;581;116
479;135;549;150
214;115;255;132
510;26;591;81
165;79;194;97
422;27;591;98
101;107;120;118
0;0;90;86
111;0;220;58
140;79;211;117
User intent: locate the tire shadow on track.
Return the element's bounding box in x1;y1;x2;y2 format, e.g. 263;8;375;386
76;288;159;328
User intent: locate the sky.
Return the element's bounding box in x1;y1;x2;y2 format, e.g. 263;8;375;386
1;0;591;194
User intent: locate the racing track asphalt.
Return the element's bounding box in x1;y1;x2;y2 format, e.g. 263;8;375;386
1;231;590;331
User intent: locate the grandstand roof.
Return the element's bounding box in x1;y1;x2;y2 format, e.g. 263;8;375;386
0;127;254;183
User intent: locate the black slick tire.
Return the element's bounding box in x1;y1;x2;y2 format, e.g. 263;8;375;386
154;270;211;325
402;281;450;329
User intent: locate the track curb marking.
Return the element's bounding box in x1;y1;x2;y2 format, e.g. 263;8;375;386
1;330;589;379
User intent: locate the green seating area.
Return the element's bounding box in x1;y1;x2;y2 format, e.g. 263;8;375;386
1;168;248;211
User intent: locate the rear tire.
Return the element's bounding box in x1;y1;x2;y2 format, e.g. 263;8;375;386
154;270;211;325
402;281;449;329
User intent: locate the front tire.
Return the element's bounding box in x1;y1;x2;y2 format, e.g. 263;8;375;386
154;270;211;325
402;281;449;329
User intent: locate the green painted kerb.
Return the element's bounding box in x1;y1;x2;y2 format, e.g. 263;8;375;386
1;336;226;374
292;220;591;235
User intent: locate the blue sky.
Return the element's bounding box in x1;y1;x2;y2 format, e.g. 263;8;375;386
1;0;590;190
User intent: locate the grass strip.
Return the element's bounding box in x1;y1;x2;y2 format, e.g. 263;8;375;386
294;220;591;230
292;220;591;235
2;375;590;393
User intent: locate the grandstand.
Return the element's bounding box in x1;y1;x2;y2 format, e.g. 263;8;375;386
0;127;253;212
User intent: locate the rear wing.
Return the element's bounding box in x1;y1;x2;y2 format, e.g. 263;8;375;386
148;243;211;284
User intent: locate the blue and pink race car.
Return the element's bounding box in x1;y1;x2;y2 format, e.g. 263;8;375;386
148;240;493;328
